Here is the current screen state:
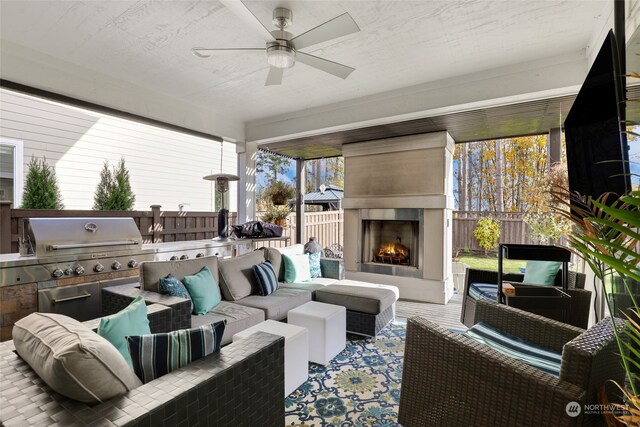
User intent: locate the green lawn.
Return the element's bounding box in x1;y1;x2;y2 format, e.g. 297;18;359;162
457;255;525;274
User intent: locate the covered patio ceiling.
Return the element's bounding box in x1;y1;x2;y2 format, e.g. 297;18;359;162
1;1;640;157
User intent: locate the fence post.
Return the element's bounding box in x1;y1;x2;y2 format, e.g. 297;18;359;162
150;205;162;243
0;201;12;254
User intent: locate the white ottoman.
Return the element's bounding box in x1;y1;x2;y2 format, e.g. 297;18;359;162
233;320;308;396
288;301;346;365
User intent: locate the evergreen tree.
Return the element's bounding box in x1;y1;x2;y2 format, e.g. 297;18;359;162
93;158;136;210
21;156;64;209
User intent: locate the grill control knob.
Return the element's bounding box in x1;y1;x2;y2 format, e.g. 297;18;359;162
94;263;104;273
111;261;122;271
170;256;179;261
74;265;85;275
180;255;189;260
52;268;64;278
64;267;74;276
196;252;205;258
128;259;138;268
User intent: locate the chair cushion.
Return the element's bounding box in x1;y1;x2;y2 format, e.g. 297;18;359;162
283;253;311;283
12;312;142;404
468;283;498;302
253;260;279;296
190;301;265;346
127;321;225;383
462;322;561;377
97;295;151;368
183;266;222;314
141;256;219;293
523;261;562;285
218;250;265;301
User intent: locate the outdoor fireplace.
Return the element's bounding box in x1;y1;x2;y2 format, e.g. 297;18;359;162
359;209;422;278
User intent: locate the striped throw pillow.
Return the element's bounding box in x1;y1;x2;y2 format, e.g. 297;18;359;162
462;322;561;377
253;260;279;296
126;321;225;383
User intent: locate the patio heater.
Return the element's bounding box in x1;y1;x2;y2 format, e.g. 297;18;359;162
203;141;239;240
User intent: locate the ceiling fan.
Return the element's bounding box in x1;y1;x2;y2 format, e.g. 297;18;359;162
192;1;360;86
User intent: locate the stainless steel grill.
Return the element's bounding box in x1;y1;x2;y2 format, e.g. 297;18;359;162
0;218;155;326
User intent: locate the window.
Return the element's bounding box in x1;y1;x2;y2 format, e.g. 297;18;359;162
0;138;24;206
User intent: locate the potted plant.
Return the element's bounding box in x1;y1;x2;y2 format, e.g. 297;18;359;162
552;188;639;424
263;182;295;206
261;204;291;227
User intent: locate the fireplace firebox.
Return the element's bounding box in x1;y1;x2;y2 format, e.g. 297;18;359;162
359;209;423;278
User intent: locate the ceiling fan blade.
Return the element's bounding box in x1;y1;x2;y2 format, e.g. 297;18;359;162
290;12;360;50
296;52;354;79
220;0;275;42
192;47;265;58
265;67;283;86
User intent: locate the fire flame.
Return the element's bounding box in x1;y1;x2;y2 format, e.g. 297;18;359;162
378;242;409;258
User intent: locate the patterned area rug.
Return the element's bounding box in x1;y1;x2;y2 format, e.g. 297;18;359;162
285;319;406;426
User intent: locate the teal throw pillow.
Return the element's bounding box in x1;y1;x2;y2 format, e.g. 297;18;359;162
522;261;562;286
127;320;225;383
97;295;150;368
183;266;221;315
308;252;322;279
282;253;312;283
159;274;193;312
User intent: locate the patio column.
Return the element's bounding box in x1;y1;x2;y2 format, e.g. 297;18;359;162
295;159;306;244
547;127;562;168
237;141;257;224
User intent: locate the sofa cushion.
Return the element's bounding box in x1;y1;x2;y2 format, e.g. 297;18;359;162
127;321;225;383
316;285;397;314
233;288;313;320
141;256;219;293
462;322;561;377
468;283;499;302
190;301;265;346
253;260;279;296
97;295;151;368
183;266;222;314
523;261;562;285
12;312;142;404
336;279;401;301
218;250;265;301
283;253;312;283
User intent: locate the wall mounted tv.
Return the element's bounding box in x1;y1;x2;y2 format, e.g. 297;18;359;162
564;29;631;211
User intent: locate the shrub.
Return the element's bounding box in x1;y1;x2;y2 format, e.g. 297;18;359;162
473;217;501;255
93;158;136;210
263;181;295;205
21;156;64;209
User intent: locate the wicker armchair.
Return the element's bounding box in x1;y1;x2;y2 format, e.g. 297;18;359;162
399;300;625;427
460;268;591;328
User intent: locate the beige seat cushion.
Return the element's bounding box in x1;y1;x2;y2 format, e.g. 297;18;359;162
140;256;220;292
218;250;266;301
233;288;313;320
12;312;141;404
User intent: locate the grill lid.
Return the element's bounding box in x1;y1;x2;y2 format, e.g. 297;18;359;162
22;217;143;258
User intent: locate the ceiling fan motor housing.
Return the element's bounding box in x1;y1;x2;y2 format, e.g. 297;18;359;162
272;7;293;29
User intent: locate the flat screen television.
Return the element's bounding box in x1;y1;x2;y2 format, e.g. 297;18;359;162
564;29;631;211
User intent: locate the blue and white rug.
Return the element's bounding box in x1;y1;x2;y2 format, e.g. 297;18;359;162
285;319;406;427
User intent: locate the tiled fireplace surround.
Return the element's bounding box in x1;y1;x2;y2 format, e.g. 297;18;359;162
342;132;455;304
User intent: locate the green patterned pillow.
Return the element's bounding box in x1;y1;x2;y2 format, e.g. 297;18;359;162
308;252;322;278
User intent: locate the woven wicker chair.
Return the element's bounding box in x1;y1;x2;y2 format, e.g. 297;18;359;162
460;268;591;328
399;300;625;427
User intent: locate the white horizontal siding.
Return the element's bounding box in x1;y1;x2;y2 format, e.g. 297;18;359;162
0;89;238;211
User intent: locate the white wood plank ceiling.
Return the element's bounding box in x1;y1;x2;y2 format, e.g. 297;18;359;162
0;0;636;149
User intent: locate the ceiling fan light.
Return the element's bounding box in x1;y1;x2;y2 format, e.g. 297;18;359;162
267;44;295;68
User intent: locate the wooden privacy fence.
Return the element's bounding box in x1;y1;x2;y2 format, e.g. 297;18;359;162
452;211;535;252
0;202;234;254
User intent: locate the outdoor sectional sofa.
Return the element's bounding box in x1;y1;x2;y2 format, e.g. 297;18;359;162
0;304;285;427
103;244;400;344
